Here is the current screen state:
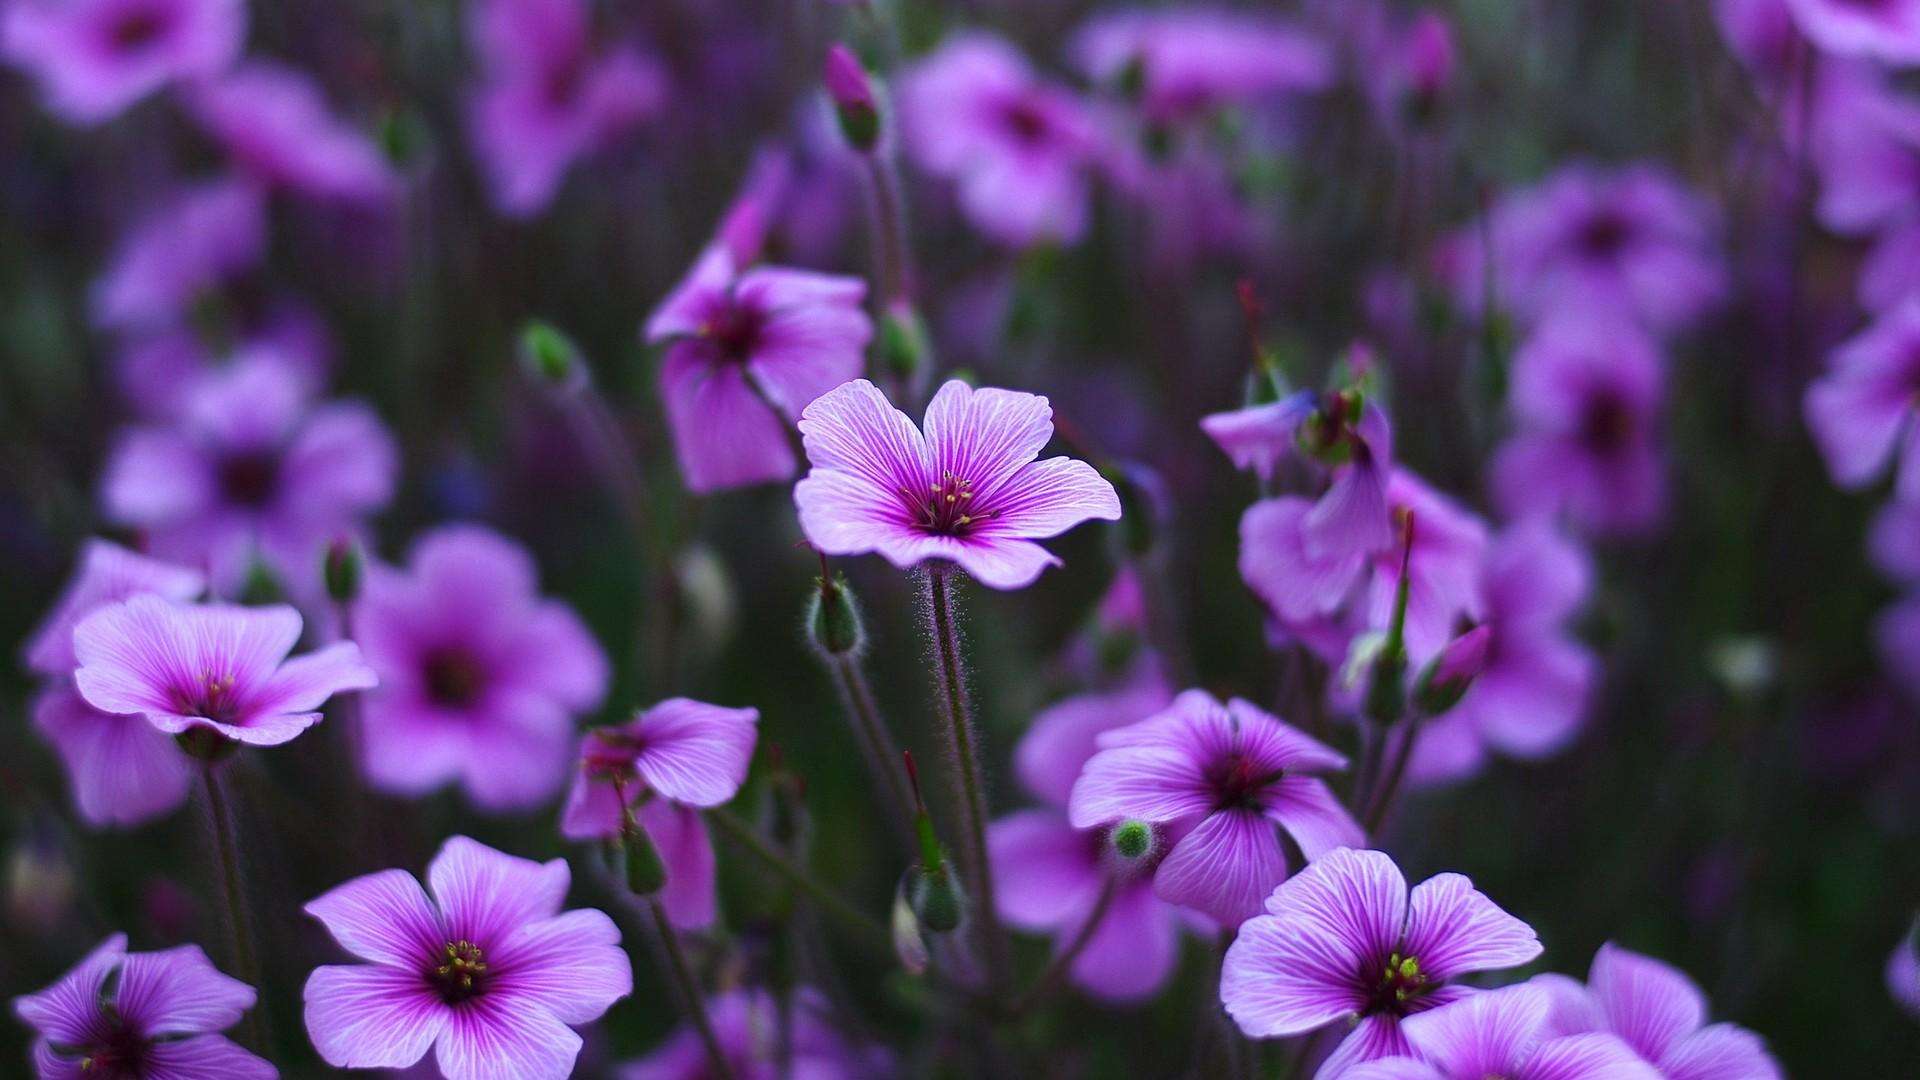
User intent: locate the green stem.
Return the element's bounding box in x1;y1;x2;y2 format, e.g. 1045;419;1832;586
1363;712;1427;835
826;655;917;846
707;808;891;953
647;896;736;1080
200;766;265;1052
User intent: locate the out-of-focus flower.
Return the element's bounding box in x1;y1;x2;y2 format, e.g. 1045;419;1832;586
100;356;397;598
558;698;758;929
356;526;608;811
466;0;666;217
645;246;870;494
303;836;631;1079
617;987;891;1079
824;43;879;153
0;0;244;124
1716;0;1806;84
1343;983;1658;1080
1805;298;1920;499
1888;919;1920;1018
793;379;1122;590
1221;847;1541;1075
1533;942;1785;1078
1070;7;1332;127
1441;163;1725;337
113;305;333;419
71;593;374;748
1786;0;1920;65
1204;387;1396;555
1807;66;1920;239
1359;8;1459;128
1490;316;1667;535
897;33;1104;249
1068;689;1361;927
91;177;266;334
13;933;271;1078
186;61;398;205
24;539;205;677
989;668;1183;1001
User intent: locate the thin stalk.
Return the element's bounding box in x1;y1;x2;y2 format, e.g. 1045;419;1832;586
1363;711;1427;835
826;655;918;847
707;808;891;953
861;154;910;317
921;565;1008;994
1008;875;1118;1017
647;896;736;1080
200;766;265;1052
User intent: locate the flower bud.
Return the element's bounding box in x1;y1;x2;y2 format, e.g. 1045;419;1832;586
1364;644;1407;726
825;45;880;152
891;880;930;974
621;821;667;896
907;862;964;933
1109;819;1154;862
519;320;586;392
806;570;866;657
1412;624;1490;716
880;302;930;384
324;537;361;604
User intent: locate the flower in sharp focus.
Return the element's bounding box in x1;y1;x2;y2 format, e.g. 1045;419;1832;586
1220;847;1541;1076
617;987;891;1079
356;526;609;811
645;245;871;494
90;177;267;335
13;933;273;1079
1805;298;1920;500
1067;689;1362;927
0;0;244;125
71;594;375;748
794;378;1122;590
1341;983;1659;1080
185;61;399;206
1531;942;1784;1078
303;835;631;1080
1786;0;1920;64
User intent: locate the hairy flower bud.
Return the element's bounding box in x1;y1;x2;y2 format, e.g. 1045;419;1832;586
825;45;880;152
519;320;586;392
1412;624;1490;716
621;821;667;896
806;570;866;656
908;862;964;933
880;303;930;384
1110;819;1154;861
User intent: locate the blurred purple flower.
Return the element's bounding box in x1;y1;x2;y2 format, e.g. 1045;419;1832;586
1205;390;1396;555
1807;65;1920;238
1805;298;1920;498
898;33;1105;249
0;0;243;125
793;378;1122;590
303;835;631;1079
186;61;398;205
1534;942;1784;1078
356;526;609;811
72;593;374;748
114;305;335;419
91;177;266;334
467;0;666;217
1490;316;1667;535
1716;0;1807;83
12;933;271;1079
645;245;871;494
1070;7;1332;126
1220;847;1541;1074
1357;8;1460;128
1343;984;1658;1080
1068;689;1361;926
24;538;205;677
617;987;890;1079
1786;0;1920;64
1888;920;1920;1018
101;356;395;597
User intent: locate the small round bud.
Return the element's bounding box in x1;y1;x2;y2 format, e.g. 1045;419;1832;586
909;864;964;933
825;45;880;152
324;537;362;604
805;572;866;657
622;822;667;896
519;320;586;392
1364;645;1408;726
1110;819;1153;861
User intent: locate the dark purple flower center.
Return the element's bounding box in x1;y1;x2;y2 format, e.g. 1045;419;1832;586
174;674;241;724
1362;950;1430;1017
1576;210;1633;260
422;648;487;709
1578;389;1635;455
1206;752;1283;811
108;6;172;53
217;451;282;509
428;939;490;1004
64;1024;151;1079
699;299;766;364
902;471;1000;536
541;61;586;109
1000;98;1055;147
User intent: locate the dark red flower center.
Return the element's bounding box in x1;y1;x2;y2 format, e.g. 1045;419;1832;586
67;1024;151;1078
423;648;487;709
1206;752;1283;811
541;61;586;109
1001;98;1055;146
429;939;490;1004
699;299;766;364
1363;950;1430;1017
1576;210;1632;260
902;471;1000;536
109;7;172;53
218;451;281;508
1578;389;1635;455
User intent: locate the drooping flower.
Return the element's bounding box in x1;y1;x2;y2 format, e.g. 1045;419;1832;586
466;0;666;217
1888;919;1920;1018
355;526;609;811
303;835;631;1080
644;246;870;494
1220;847;1541;1076
617;987;891;1079
71;593;375;748
91;177;267;334
897;33;1105;249
1489;316;1668;536
1069;8;1333;127
186;61;399;205
1341;984;1659;1080
1068;689;1362;927
1786;0;1920;64
1204;385;1396;556
0;0;244;125
13;933;272;1079
1805;298;1920;499
99;354;398;597
1532;942;1785;1079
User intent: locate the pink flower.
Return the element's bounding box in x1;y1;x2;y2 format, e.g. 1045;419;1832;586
1069;8;1333;127
0;0;244;125
23;539;206;678
356;526;609;811
13;933;271;1078
186;61;398;205
1343;984;1658;1080
1805;298;1920;499
90;177;266;334
1533;943;1784;1078
1786;0;1920;64
1204;389;1396;556
71;593;376;748
1068;689;1362;927
303;835;631;1079
618;987;891;1079
793;379;1122;590
1888;920;1920;1018
645;246;870;494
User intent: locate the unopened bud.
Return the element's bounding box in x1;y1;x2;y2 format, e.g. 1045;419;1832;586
1110;819;1153;861
324;537;361;604
806;570;866;656
1412;624;1490;716
892;881;930;974
825;45;880;152
880;303;930;383
238;559;284;606
520;320;586;391
908;862;964;933
622;822;667;896
1364;646;1407;726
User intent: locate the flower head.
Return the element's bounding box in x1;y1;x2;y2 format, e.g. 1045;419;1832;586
646;246;871;494
303;835;631;1080
618;987;890;1079
1342;983;1659;1080
1;0;244;125
186;61;398;206
24;540;205;678
1786;0;1920;64
1220;847;1541;1075
13;933;271;1079
1806;298;1920;499
1070;8;1333;127
91;177;266;334
356;526;610;810
1068;689;1362;927
794;379;1122;590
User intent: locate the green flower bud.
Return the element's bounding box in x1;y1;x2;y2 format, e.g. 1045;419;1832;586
622;822;667;896
324;537;361;604
1110;819;1153;861
908;863;964;933
879;304;930;383
519;320;585;391
805;571;866;657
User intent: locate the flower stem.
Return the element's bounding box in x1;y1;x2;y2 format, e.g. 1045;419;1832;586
921;564;1009;995
825;654;918;848
1008;874;1118;1017
199;765;266;1052
861;154;910;319
647;895;737;1080
706;808;891;954
1363;711;1427;835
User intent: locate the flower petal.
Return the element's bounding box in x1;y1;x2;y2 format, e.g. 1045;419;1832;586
1526;1033;1665;1080
1153;807;1286;927
13;935;127;1046
1585;942;1706;1063
974;456;1121;540
33;686;192;827
251;641;377;716
1316;1012;1413;1076
114;944;256;1037
1399;983;1547;1076
1267;776;1366;860
796;378;931;502
305;868;443;967
428;836;571;944
303;963;448;1070
1068;879;1181;1003
660;343;798;494
988;809;1103;930
922;380;1055;494
434;994;583;1080
1660;1024;1783;1080
141;1034;277;1080
630;698;760;807
946;535;1065;590
636;800;718;931
1403;872;1541;981
491;908;632;1026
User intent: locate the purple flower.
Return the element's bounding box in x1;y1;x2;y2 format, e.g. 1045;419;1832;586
24;539;206;678
557;698;759;929
1069;8;1333;126
1888;920;1920;1018
1807;65;1920;239
1220;847;1541;1075
618;987;890;1079
91;177;266;334
1342;984;1659;1080
1534;942;1784;1079
100;355;397;597
1490;316;1668;535
1204;389;1396;556
466;0;666;217
645;246;871;494
71;593;375;748
898;33;1105;249
186;61;398;205
1805;298;1920;499
1786;0;1920;64
114;308;333;421
303;835;631;1079
989;669;1185;1001
13;933;272;1079
1067;689;1362;927
793;379;1122;590
0;0;243;125
355;526;609;810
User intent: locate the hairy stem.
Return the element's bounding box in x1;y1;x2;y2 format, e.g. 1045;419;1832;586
647;895;736;1080
200;766;266;1052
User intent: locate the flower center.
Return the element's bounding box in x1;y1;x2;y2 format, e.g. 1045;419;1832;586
1206;752;1282;811
430;940;490;1004
1576;211;1631;260
422;648;487;709
176;673;240;723
699;299;765;364
218;451;281;508
1578;390;1634;455
903;471;999;536
110;7;171;52
1365;950;1429;1017
1001;99;1054;146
